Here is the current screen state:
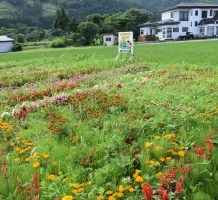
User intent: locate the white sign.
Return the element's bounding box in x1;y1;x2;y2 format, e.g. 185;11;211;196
118;32;134;54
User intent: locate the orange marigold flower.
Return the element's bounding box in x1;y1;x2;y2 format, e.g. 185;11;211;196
178;151;185;157
33;161;40;168
48;174;56;180
166;157;172;162
62;196;73;200
135;176;144;183
117;192;124;198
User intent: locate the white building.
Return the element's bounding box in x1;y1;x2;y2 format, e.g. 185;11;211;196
0;36;14;53
139;3;218;40
103;34;118;46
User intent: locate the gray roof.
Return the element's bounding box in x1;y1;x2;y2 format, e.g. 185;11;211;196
162;3;218;12
138;19;180;28
199;18;218;25
0;36;14;42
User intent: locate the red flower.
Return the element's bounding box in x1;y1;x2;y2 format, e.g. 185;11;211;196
142;184;153;200
176;182;183;193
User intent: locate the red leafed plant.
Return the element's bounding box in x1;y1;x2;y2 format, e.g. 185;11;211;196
17;173;40;200
142;184;153;200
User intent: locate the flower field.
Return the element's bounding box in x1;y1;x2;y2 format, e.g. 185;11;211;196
0;41;218;200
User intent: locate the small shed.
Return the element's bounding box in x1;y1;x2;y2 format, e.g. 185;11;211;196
103;34;118;46
0;36;14;53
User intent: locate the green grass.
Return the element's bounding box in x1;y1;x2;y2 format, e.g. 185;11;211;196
1;40;218;69
0;40;217;200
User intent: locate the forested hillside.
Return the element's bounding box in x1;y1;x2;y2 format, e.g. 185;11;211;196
1;0;218;27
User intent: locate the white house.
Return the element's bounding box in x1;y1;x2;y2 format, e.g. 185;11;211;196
0;36;14;53
103;34;118;46
139;3;218;40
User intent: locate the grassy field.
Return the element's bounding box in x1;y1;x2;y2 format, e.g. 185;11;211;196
0;41;218;200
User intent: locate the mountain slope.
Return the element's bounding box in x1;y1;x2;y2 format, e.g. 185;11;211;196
0;0;218;27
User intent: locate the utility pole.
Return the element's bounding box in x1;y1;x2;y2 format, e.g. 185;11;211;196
117;0;120;13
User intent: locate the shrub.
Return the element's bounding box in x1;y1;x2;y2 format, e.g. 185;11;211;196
50;38;66;48
12;43;23;52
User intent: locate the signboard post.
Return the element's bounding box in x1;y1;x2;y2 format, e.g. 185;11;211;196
115;32;134;61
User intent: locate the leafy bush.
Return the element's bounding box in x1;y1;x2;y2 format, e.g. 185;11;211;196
12;43;23;52
50;38;66;48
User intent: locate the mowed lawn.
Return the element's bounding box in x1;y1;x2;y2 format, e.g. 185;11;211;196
0;40;218;200
1;40;218;69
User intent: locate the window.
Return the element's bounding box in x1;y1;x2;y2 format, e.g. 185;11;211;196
171;12;174;18
210;10;213;16
199;27;205;36
191;22;192;27
179;11;189;21
217;27;218;35
182;27;188;32
163;28;166;38
202;11;207;18
195;10;198;16
173;28;179;32
106;38;111;41
157;29;162;32
167;27;172;39
140;30;144;35
191;11;193;16
214;11;218;19
207;26;215;36
195;21;198;27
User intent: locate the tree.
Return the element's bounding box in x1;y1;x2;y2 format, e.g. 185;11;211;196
54;8;70;33
78;22;98;45
16;34;25;43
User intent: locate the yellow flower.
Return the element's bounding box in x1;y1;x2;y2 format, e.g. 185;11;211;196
42;153;49;159
156;146;162;151
70;183;80;188
160;157;165;162
155;136;161;140
108;196;115;200
62;196;73;200
166;157;172;162
164;134;176;139
15;158;20;162
77;188;84;193
135;176;144;183
97;195;103;200
117;192;124;198
178;151;185;157
25;158;30;162
128;188;134;192
72;189;78;195
155;172;163;179
15;147;21;152
48;174;56;181
145;142;153;148
118;185;124;193
33;162;40;168
58;171;63;175
105;190;113;195
63;178;69;182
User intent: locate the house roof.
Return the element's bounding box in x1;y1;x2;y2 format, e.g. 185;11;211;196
199;18;218;25
138;19;180;28
0;36;14;42
162;3;218;12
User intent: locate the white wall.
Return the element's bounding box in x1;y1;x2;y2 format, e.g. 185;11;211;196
103;35;117;46
0;42;13;53
140;27;155;35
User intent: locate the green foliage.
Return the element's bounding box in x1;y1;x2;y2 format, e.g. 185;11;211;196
50;38;66;48
16;33;24;43
78;22;99;45
12;43;23;52
53;8;70;33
